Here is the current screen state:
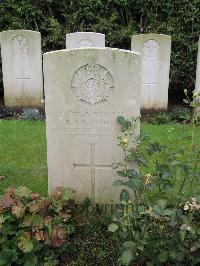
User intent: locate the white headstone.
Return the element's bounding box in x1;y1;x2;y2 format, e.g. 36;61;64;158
0;30;43;107
44;48;141;204
66;32;105;49
195;38;200;91
131;34;171;110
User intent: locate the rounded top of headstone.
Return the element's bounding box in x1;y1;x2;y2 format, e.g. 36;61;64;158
66;32;105;49
44;47;141;57
67;32;105;36
1;30;41;36
131;33;171;41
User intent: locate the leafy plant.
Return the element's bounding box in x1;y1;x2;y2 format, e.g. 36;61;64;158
0;186;75;265
170;107;191;123
108;92;200;265
150;112;171;125
0;105;14;119
21;108;44;120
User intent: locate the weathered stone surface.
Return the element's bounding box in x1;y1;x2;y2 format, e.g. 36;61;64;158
131;34;171;110
195;38;200;91
0;30;43;108
43;48;141;203
66;32;105;49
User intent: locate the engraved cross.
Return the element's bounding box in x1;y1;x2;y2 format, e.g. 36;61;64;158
73;143;113;202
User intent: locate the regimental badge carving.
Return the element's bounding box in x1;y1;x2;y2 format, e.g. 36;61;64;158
11;35;29;51
71;64;114;106
143;40;159;58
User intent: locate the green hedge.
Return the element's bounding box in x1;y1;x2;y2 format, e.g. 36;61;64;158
0;0;199;100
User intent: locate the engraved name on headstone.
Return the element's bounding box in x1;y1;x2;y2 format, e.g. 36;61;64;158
44;48;141;203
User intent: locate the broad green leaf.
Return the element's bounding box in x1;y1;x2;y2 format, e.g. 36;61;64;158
176;252;185;262
18;237;33;253
120;189;130;201
157;164;171;179
180;230;186;242
62;188;75;201
113;180;124;186
158;251;168;262
121;125;129;132
24;254;37;266
108;223;119;232
169;249;176;259
126;179;142;190
0;249;17;265
157;199;167;210
0;215;5;224
163;209;174;216
15;186;31;198
117;116;127;125
23;214;44;228
122;241;135;249
196;228;200;235
117;171;127;177
121;249;134;265
139;130;149;141
126;169;138;178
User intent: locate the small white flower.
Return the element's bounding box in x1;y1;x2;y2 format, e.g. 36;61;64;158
186;225;191;231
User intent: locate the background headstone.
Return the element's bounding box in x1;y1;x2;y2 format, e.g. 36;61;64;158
0;30;43;108
195;37;200;91
44;48;141;204
131;34;171;110
66;32;105;49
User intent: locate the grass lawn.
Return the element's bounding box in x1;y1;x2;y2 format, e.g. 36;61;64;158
0;120;47;195
0;120;200;197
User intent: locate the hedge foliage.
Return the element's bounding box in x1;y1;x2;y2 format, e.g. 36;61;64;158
0;0;200;99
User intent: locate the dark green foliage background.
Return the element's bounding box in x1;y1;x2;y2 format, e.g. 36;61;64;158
0;0;200;100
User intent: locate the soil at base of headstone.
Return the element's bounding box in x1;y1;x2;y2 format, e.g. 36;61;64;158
0;105;45;120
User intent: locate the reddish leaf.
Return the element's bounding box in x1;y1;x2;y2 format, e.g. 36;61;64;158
29;199;49;213
51;187;64;199
12;204;24;218
31;193;40;200
44;216;53;224
59;212;71;221
0;195;15;208
24;232;32;238
15;186;31;198
35;230;45;241
45;224;67;247
5;187;15;196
